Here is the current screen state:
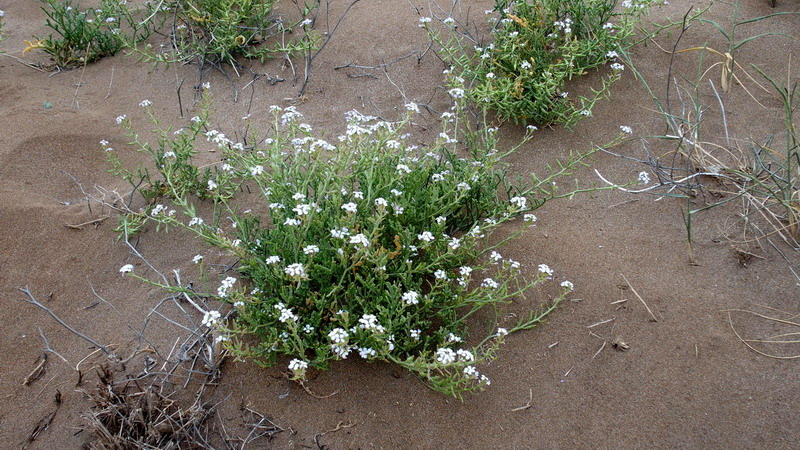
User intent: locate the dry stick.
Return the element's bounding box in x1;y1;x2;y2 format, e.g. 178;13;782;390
620;274;658;322
298;0;361;97
587;318;614;328
38;328;69;364
18;287;116;359
511;388;533;412
299;381;338;399
64;215;109;230
104;65;115;100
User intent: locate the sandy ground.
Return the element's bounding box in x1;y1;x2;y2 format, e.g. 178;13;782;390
1;0;799;448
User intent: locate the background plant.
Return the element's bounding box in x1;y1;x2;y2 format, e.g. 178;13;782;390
423;0;658;127
129;0;318;68
107;92;634;398
601;6;800;262
24;0;157;67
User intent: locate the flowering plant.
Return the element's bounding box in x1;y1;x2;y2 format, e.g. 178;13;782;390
127;0;318;67
423;0;657;127
108;93;616;398
25;0;157;67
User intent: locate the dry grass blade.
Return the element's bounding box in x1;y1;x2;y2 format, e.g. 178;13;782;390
620;274;658;322
727;310;800;359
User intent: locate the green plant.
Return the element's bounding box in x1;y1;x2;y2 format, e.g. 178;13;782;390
24;0;156;67
0;9;5;45
130;0;318;67
109;93;628;398
424;0;657;127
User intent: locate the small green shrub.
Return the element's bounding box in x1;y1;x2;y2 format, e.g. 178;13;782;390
24;0;156;67
424;0;657;127
130;0;318;67
108;93;616;398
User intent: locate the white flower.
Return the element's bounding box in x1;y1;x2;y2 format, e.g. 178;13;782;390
250;165;264;176
521;60;532;70
606;50;619;59
448;237;461;250
620;125;633;134
303;245;320;255
434;269;448;280
349;233;370;248
0;10;5;17
419;16;432;24
284;218;301;226
330;227;350;239
328;328;349;344
447;333;463;343
119;264;134;275
580;110;591;116
510;196;527;209
459;266;473;277
234;301;244;308
279;308;298;323
192;255;203;264
293;203;312;216
374;197;388;207
456;349;475;362
284;263;307;279
188;217;204;227
561;280;575;291
207;179;218;190
269;203;286;210
392;203;404;215
638;171;651;185
396;164;412;174
448;88;465;99
402;291;420;305
358;347;377;359
292;192;307;201
201;82;211;90
150;204;166;216
217;276;237;297
341;202;358;214
435;216;446;225
527;125;538;131
443;17;455;25
390;189;403;197
353;191;364;199
202;310;221;328
436;348;457;365
265;255;281;265
139;99;152;107
496;327;509;337
538;264;554;278
481;278;499;289
115;115;127;124
358;314;381;331
456;182;471;192
405;102;420;113
603;22;615;30
410;329;421;340
417;231;435;243
489;251;503;263
99;140;109;147
300;18;313;26
464;366;479;378
523;214;537;223
610;63;625;71
288;359;308;378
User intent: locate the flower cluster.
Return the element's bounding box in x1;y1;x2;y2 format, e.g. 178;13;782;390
114;97;575;398
425;0;659;126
